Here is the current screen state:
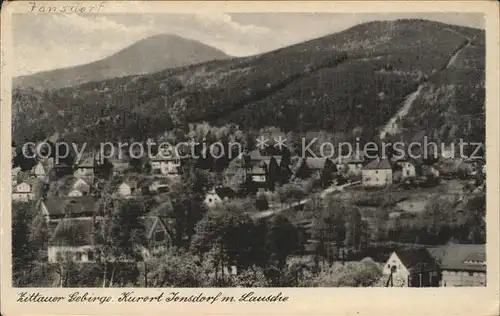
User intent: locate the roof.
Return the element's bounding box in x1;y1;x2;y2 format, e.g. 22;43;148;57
395;248;437;273
49;217;96;246
49;215;170;247
363;158;392;170
42;196;98;217
261;156;282;167
249;150;264;161
427;244;486;272
214;187;236;199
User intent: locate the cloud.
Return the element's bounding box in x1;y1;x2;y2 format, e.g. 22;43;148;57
195;13;271;35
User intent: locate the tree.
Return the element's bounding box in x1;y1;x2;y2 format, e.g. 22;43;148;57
265;215;300;269
304;257;382;287
94;200;147;287
145;248;205;287
169;162;211;246
12;202;36;279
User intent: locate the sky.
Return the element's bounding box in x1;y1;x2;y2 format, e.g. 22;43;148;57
12;12;484;77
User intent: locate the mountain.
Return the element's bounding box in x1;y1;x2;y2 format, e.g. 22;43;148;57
13;34;230;90
12;19;485;148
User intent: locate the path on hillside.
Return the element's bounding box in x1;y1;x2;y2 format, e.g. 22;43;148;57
251;181;360;220
379;29;472;140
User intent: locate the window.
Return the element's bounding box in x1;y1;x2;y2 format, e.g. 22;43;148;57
75;252;83;261
406;170;410;176
208;198;213;203
469;272;474;276
56;251;63;261
87;251;94;261
155;231;165;242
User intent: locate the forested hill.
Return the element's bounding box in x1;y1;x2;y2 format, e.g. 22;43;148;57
12;19;485;146
13;34;230;90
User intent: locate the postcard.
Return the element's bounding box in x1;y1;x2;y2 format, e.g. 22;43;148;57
1;1;499;315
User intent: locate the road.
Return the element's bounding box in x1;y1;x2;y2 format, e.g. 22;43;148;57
250;181;360;220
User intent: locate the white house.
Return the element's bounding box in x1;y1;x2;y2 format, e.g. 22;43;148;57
383;248;439;287
393;158;416;180
12;179;42;202
204;187;236;209
362;158;393;187
72;178;90;195
117;180;138;198
150;147;182;178
250;165;267;183
149;179;170;193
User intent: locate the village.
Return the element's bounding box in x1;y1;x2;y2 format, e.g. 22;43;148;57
11;134;486;287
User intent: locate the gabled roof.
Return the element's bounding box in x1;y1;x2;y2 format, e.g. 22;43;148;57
427;244;486;272
50;216;171;247
249;150;264;161
394;248;437;273
42;196;98;217
363;158;392;170
49;217;96;246
261;156;282;167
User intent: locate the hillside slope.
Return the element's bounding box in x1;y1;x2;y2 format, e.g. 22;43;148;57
13;34;230;90
12;19;485;147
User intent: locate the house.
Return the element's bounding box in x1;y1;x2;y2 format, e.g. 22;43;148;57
250;165;267;183
74;154;96;180
204;187;236;209
428;244;486;287
39;196;98;223
48;217;97;263
335;153;364;175
383;248;440;287
362;158;393;187
150;146;182;178
142;216;173;253
117;180;139;198
12;178;44;202
148;179;170;193
47;215;172;263
393;157;416;180
293;157;337;187
71;178;90;195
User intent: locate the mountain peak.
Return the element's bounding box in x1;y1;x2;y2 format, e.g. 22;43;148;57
14;34;230;90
